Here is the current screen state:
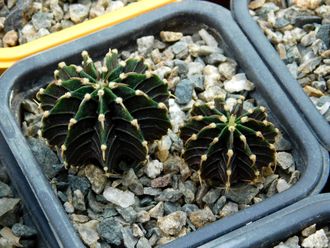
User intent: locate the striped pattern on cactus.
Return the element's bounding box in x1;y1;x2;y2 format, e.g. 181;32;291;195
180;97;278;189
37;49;171;174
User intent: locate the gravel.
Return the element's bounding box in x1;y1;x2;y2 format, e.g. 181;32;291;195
250;0;330;122
274;224;330;248
0;163;38;247
21;28;300;247
0;0;137;47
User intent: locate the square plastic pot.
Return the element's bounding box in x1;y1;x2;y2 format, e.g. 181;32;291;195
0;0;177;73
0;0;328;247
203;193;330;248
231;0;330;151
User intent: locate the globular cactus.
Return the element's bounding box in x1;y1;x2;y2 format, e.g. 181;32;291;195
180;97;279;190
36;49;171;174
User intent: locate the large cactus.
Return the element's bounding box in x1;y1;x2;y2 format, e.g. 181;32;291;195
180;97;278;189
37;49;171;173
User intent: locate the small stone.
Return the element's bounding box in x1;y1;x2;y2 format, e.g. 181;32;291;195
103;187;135;208
122;227;138;248
157;211;187;236
3;30;18;47
11;224;37;238
0;181;12;198
189;44;222;57
224;73;255;93
116;206;137;224
198;29;218;47
219;60;237;80
89;4;105;18
276;152;295;170
0;198;20;218
136;237;151;248
73;190;86;211
219;202;238;217
276;179;291;193
136;210;150;223
249;0;265;10
298;57;322;75
149;202;164;219
144;160;163;179
69;4;89;24
303;85;324;97
71;214;89;223
203;65;220;89
289;170;301;185
196;184;209;206
179;180;196;204
28;137;59;175
202;188;221;205
137;35;154;55
155;188;183;202
225;184;261;205
275;236;300;248
151;174;171;188
84;164;107;194
199;85;227;102
163;155;181;174
205;53;227;65
314;65;330;77
164;202;180;215
189;207;216;229
69;175;91;196
132;224;144;238
173;59;188;76
302;229;328;248
178;161;191;181
181;204;199;214
188;62;204;76
107;0;124;12
64;202;74;214
302;224;316;237
122;169;144;195
160;31;183;43
20;24;37;43
316;24;330;48
143;187;162;196
31;12;53;30
172;41;189;59
97;218;123;246
175;79;193;105
77;220;99;246
275;134;292;151
188;74;204;91
212;196;227;215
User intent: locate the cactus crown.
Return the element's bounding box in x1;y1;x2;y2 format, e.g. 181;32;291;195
180;97;278;190
37;49;171;173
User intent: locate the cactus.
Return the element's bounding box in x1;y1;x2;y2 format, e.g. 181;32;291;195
180;97;279;189
36;49;171;174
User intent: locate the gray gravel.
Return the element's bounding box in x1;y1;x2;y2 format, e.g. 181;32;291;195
0;0;137;48
250;0;330;122
0;163;38;247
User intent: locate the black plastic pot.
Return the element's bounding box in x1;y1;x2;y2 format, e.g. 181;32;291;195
231;0;330;151
0;1;328;247
203;193;330;248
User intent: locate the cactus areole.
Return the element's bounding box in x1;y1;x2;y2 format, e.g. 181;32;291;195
180;97;279;189
37;49;171;174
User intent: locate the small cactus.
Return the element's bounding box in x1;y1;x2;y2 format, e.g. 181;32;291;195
180;97;278;189
37;49;171;173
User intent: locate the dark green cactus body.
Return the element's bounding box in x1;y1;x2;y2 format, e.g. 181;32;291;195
37;49;171;173
180;98;278;189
